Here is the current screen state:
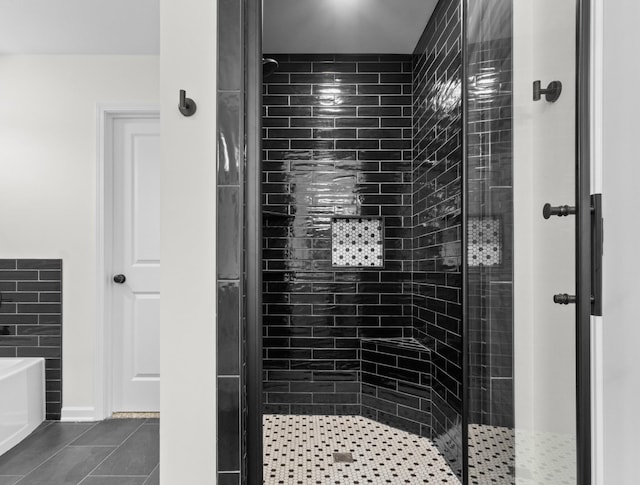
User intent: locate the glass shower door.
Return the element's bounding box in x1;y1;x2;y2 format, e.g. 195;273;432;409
512;0;578;483
465;0;588;483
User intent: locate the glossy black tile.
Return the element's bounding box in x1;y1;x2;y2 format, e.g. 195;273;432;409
217;472;240;485
217;377;240;472
358;62;404;72
312;62;356;73
217;187;240;279
267;84;312;95
278;62;312;72
217;92;241;185
358;84;402;95
290;73;337;84
217;0;241;91
267;106;312;117
217;281;240;375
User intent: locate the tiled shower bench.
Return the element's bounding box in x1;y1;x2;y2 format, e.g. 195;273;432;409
361;337;433;439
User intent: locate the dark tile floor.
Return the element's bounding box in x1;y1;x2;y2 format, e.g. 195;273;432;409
0;419;158;485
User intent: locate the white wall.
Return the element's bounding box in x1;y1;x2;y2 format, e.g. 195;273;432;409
0;56;159;417
512;0;578;479
159;0;217;482
602;0;640;482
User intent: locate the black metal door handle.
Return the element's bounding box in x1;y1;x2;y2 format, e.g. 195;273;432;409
591;194;603;316
553;293;576;305
113;274;126;284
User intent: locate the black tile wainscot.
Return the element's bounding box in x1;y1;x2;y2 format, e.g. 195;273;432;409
411;0;464;476
262;54;414;415
0;259;62;420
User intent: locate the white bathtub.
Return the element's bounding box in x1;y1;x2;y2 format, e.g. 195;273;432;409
0;358;45;456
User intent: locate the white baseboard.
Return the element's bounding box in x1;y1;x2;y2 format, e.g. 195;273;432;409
60;406;97;422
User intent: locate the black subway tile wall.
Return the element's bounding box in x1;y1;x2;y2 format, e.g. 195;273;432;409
412;0;463;475
0;259;62;420
217;0;244;480
205;0;477;481
262;54;413;415
466;1;514;430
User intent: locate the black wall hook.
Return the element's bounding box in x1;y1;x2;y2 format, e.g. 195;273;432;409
179;89;197;117
533;80;562;102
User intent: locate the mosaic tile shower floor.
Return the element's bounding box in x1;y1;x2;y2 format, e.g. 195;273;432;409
263;415;461;484
468;424;576;485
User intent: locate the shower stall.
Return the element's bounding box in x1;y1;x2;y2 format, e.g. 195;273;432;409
223;0;596;483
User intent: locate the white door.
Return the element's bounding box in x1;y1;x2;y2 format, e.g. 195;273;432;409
111;115;161;412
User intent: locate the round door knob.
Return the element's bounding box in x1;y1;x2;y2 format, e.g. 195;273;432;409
113;274;126;284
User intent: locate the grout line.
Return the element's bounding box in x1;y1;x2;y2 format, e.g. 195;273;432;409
142;464;159;485
87;475;148;477
12;421;99;483
78;420;148;483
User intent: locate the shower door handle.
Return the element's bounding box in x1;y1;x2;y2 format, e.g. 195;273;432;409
591;194;603;316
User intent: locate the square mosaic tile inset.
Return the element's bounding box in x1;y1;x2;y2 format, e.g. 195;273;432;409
468;217;502;267
263;414;460;484
331;217;383;267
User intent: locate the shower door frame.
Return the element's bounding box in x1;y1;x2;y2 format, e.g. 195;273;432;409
575;1;593;483
245;0;263;484
244;0;593;484
460;0;593;484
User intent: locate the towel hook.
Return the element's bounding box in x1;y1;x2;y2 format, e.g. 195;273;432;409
533;80;562;102
179;89;197;117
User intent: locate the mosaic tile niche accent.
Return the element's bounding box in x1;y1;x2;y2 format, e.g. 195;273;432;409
467;217;503;267
331;217;384;268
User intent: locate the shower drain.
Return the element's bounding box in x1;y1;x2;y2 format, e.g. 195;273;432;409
333;452;355;463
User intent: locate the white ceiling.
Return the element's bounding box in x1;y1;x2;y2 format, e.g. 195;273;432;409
0;0;159;55
263;0;438;54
